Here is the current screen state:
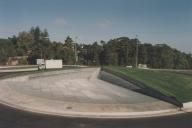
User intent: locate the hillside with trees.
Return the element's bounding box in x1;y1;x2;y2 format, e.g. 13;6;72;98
0;26;191;69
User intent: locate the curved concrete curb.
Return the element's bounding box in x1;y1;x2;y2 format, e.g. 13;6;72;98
0;99;182;119
183;102;192;112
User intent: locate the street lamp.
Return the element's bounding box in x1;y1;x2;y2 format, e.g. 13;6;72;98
81;45;88;65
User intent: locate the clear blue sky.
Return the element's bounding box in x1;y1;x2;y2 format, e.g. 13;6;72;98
0;0;191;53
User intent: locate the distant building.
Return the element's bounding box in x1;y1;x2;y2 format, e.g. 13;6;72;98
6;56;28;66
45;59;63;69
36;59;45;65
36;59;63;69
36;59;45;69
126;65;133;68
138;64;148;69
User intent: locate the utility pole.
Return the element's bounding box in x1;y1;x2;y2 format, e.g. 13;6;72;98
136;35;139;68
74;36;78;65
126;44;129;66
81;45;88;66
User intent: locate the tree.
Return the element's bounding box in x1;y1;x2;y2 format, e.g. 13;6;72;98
62;36;75;64
64;36;73;49
0;39;16;64
88;42;102;65
16;31;33;56
28;26;51;64
139;44;148;65
2;27;191;69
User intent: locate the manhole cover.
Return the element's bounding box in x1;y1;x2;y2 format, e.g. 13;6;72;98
66;106;72;109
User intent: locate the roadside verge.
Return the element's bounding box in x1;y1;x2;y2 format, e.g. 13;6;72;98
99;67;183;108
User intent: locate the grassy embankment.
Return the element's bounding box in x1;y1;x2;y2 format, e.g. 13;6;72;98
103;66;192;103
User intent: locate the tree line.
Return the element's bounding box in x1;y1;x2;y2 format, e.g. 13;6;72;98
0;26;191;69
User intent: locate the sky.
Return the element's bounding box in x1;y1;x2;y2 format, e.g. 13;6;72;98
0;0;191;53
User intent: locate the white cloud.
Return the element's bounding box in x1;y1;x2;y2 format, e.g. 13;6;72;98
97;20;112;28
54;18;67;26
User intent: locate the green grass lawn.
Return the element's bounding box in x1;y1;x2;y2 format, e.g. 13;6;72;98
103;66;192;103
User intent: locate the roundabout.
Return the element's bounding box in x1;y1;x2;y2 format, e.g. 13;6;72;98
0;68;179;118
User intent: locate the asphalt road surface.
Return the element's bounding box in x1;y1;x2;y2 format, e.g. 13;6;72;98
0;104;192;128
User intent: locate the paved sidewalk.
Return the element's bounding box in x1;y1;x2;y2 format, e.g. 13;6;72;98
0;68;178;118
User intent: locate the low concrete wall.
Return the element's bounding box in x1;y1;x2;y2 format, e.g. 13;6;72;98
0;68;37;73
29;69;81;79
29;68;94;79
63;65;88;68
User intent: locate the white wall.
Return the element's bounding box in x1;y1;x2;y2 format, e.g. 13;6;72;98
45;60;63;69
36;59;45;65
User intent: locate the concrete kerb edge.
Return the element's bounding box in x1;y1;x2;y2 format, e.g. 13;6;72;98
0;99;185;119
183;102;192;112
